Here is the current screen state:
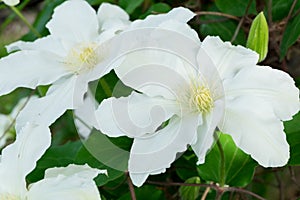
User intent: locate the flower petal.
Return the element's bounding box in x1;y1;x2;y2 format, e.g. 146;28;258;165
115;49;197;100
191;99;224;164
0;123;51;196
219;96;289;167
16;75;87;129
2;0;19;6
6;36;68;56
97;3;130;32
129;7;198;42
27;164;103;200
201;36;259;80
0;50;70;96
128;115;198;186
223;65;300;121
46;0;99;44
74;91;98;139
95;92;178;138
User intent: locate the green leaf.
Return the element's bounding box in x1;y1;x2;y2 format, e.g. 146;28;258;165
284;112;300;165
215;0;256;17
179;177;201;200
118;185;165;200
280;14;300;59
119;0;144;14
175;151;199;181
140;3;171;19
75;144;124;186
197;133;257;187
272;0;292;21
200;19;246;45
246;12;269;62
27;141;83;183
75;129;129;185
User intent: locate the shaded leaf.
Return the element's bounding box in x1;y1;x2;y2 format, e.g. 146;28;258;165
284;112;300;165
215;0;256;17
140;3;171;19
118;185;165;200
280;14;300;59
179;177;201;200
119;0;144;14
197;133;257;187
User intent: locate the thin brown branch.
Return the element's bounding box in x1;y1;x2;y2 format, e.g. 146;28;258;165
194;11;240;21
147;181;266;200
127;173;136;200
231;0;253;43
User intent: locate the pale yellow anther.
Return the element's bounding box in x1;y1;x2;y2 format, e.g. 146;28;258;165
0;194;20;200
64;43;101;74
190;86;213;113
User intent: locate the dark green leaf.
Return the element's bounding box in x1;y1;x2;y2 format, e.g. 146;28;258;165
272;0;300;21
179;177;201;200
280;14;300;59
75;144;124;186
27;141;82;183
215;0;256;17
197;133;257;187
284;111;300;165
75;129;129;185
140;3;171;19
200;19;246;45
118;185;165;200
119;0;144;14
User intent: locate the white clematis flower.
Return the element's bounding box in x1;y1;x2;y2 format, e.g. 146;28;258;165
0;123;105;199
1;0;19;6
0;0;129;129
95;35;299;186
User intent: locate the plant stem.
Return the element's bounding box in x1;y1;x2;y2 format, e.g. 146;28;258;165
127;173;136;200
215;134;226;187
9;6;41;38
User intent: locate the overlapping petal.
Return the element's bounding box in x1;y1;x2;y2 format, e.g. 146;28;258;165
223;65;300;121
129;115;198;186
16;75;88;129
0;51;70;96
201;36;259;80
97;3;130;32
46;0;99;44
26;164;104;200
219;97;290;167
95;92;178;138
0;123;51;196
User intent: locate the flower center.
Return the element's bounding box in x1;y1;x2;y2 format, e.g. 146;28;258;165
64;43;102;74
0;194;20;200
190;86;213;113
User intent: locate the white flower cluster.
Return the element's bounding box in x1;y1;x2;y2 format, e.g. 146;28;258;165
0;0;299;197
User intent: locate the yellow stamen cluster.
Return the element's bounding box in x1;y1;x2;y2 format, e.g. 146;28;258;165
0;194;20;200
65;43;100;74
189;86;213;113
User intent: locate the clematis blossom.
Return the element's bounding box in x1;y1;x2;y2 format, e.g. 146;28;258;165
0;123;106;199
0;0;130;129
95;35;299;186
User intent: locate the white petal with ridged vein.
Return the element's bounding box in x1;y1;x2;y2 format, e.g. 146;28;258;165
95;92;178;138
46;0;99;44
219;96;289;167
27;164;103;200
201;36;259;80
0;50;70;96
223;65;300;121
97;3;130;32
16;75;88;129
128;115;198;186
192;99;224;164
0;123;51;196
